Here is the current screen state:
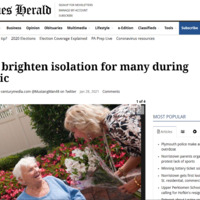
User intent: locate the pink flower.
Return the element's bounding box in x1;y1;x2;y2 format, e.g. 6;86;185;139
10;174;14;179
9;183;14;187
115;163;121;168
120;152;126;158
53;161;57;165
57;156;61;161
53;150;57;154
48;153;55;158
110;144;116;148
60;143;65;147
112;154;117;158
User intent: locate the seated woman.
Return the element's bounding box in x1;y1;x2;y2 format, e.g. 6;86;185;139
13;156;86;200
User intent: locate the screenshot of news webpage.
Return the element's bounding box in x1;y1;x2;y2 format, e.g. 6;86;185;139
1;2;200;200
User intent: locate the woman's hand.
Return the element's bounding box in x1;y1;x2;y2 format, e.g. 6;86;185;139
119;175;141;194
114;166;128;177
114;169;124;177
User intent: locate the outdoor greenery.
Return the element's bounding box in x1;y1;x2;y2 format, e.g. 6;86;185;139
24;105;72;148
24;104;118;148
0;147;48;171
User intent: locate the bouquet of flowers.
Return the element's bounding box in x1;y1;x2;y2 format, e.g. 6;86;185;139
64;146;141;199
65;147;97;182
65;146;126;188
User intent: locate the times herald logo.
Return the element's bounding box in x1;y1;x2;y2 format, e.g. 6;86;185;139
0;4;51;16
15;4;51;16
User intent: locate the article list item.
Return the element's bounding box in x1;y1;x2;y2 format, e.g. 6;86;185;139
158;142;200;198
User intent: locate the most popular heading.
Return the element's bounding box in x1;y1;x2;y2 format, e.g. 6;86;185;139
0;5;51;16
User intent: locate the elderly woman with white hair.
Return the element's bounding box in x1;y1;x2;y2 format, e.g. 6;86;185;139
64;104;143;194
13;156;86;200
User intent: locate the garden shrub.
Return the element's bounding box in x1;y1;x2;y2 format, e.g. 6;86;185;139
24;105;72;148
0;155;20;171
0;147;48;171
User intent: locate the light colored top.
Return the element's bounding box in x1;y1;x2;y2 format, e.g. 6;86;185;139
17;176;86;200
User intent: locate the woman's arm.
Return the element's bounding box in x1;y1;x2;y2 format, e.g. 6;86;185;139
115;156;141;177
114;156;141;194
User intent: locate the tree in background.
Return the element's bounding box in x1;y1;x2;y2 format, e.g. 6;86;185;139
24;105;72;148
24;104;118;148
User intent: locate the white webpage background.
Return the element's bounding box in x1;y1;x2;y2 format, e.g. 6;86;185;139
0;0;200;20
1;1;200;200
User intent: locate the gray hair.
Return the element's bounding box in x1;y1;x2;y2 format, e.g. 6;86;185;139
13;156;37;180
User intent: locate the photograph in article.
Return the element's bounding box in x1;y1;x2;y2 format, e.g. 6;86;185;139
0;104;145;200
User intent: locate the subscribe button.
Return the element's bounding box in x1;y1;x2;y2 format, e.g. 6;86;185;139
179;22;200;34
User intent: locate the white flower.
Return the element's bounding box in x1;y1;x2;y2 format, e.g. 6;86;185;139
65;158;73;168
70;174;79;181
72;149;85;159
65;147;98;181
89;156;97;163
88;166;96;171
65;158;79;172
84;147;90;153
77;163;87;173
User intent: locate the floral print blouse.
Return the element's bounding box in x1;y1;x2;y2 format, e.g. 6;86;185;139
104;104;142;157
